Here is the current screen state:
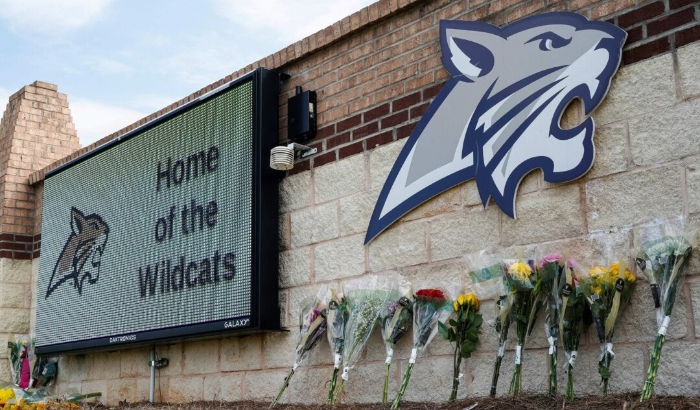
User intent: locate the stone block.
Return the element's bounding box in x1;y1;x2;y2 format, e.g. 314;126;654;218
339;361;400;403
314;234;366;282
120;348;150;378
593;53;676;126
468;350;547;397
279;247;311;288
0;259;32;283
687;161;700;215
677;41;700;99
263;325;297;369
0;359;11;383
554;345;645;396
280;172;312;212
167;375;204;402
279;213;291;250
221;335;262;371
369;221;428;271
315;154;366;203
290;202;339;247
402;185;460;222
588;122;629;179
203;372;244;401
502;185;585;246
0;284;26;308
586;166;684;231
369;139;406;190
402;260;465;290
429;206;500;262
691;281;700;338
400;355;468;402
89;351;121;380
629;98;700;166
282;366;331;403
611;282;687;343
654;343;700;395
539;229;631;267
106;378;138;404
339;190;379;237
80;380;109;404
60;354;91;383
183;339;220;374
157;343;183;377
244;370;288;401
279;290;288;328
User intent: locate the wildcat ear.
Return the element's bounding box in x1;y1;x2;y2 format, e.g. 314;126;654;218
71;207;85;235
440;20;503;81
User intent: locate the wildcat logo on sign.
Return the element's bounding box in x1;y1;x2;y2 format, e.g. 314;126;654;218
365;12;626;243
46;208;109;298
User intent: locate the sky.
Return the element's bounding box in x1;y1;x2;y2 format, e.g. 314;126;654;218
0;0;375;147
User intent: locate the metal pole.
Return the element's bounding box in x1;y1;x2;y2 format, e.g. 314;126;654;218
149;346;156;403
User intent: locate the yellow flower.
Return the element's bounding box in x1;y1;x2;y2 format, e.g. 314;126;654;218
625;271;637;283
466;293;480;310
591;284;604;295
453;301;459;311
589;266;609;277
508;262;533;281
458;294;467;305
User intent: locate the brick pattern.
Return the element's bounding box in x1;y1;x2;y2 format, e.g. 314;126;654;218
0;81;80;239
0;233;38;260
27;0;700;184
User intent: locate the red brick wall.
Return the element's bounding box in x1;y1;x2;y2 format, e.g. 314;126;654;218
0;81;80;258
29;0;700;186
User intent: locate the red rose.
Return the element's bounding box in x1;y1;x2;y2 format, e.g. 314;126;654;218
416;288;445;299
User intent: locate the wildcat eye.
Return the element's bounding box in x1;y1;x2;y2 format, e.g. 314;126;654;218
527;32;572;51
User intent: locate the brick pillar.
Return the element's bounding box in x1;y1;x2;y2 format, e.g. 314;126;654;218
0;81;80;381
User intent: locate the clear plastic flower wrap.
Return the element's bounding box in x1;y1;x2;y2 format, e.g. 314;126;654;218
391;283;455;409
379;275;413;403
636;217;697;401
502;249;537;396
271;284;330;407
535;251;564;397
336;275;399;401
572;231;636;395
325;284;348;404
464;250;509;398
7;335;35;389
560;258;588;401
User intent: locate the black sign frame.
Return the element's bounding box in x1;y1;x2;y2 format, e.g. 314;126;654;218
36;68;281;355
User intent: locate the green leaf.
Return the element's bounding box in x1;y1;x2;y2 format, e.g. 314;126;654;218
438;321;450;340
473;314;484;328
449;319;458;327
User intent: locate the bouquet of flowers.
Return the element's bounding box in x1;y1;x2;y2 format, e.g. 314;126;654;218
7;335;35;389
535;253;564;397
463;250;509;398
379;277;413;403
438;293;482;401
637;218;696;402
391;287;453;409
560;259;588;401
270;285;330;407
326;285;348;404
503;252;537;395
336;275;398;401
577;259;636;394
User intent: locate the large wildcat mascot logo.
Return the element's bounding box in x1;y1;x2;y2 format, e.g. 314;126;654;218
365;12;626;243
46;207;109;298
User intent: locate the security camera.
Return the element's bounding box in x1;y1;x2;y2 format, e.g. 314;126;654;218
270;142;317;171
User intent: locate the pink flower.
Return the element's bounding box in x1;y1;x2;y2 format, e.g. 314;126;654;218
539;253;562;267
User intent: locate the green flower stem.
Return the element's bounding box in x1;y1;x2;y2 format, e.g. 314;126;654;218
382;363;390;403
549;346;557;397
391;362;414;409
270;368;295;407
449;346;463;402
327;367;339;404
490;354;503;398
509;363;522;395
601;350;612;395
641;333;666;402
565;364;575;401
335;378;345;403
